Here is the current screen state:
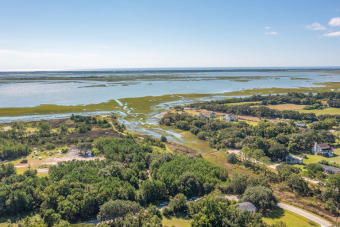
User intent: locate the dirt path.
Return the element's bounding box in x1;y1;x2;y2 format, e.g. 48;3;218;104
277;203;332;227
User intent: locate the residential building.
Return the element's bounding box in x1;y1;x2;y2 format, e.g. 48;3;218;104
321;164;340;174
286;154;304;164
312;142;334;157
225;114;236;121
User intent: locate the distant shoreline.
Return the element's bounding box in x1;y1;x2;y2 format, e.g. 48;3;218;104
1;66;340;74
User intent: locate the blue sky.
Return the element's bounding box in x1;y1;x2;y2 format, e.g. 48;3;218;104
0;0;340;70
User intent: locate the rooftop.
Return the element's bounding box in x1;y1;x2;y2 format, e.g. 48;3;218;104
287;154;303;161
321;164;340;173
319;143;331;149
238;202;256;211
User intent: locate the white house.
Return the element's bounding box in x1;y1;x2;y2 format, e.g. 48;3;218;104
286;154;304;164
238;202;256;213
312;142;334;157
225;114;236;121
295;122;306;128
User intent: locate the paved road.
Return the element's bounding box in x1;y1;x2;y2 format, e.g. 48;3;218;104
277;203;332;227
223;196;332;227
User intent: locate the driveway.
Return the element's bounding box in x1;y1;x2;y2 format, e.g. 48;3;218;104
277;203;332;227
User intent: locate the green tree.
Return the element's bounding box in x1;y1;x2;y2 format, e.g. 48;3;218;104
168;193;187;214
240;186;277;211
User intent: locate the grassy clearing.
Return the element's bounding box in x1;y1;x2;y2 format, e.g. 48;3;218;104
267;104;307;111
299;108;340;116
225;101;260;106
263;207;320;227
266;104;340;116
162;214;192;227
9;148;66;175
239;119;259;126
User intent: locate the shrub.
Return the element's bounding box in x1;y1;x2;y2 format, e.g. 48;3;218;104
61;147;69;154
161;135;167;142
45;142;55;150
226;153;239;164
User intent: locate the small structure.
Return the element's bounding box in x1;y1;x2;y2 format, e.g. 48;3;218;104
238;202;256;213
199;113;206;118
225;114;236;121
34;147;38;156
295;122;306;128
312;143;334;157
39;156;42;160
286;154;304;164
321;164;340;174
20;159;28;164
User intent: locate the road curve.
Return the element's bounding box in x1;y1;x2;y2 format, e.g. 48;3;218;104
277;203;332;227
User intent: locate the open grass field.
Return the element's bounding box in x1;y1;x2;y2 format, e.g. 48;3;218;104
299;108;340;116
262;207;320;227
266;104;340;116
162;214;192;227
267;104;307;111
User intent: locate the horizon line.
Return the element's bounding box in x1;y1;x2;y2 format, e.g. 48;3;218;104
1;66;340;73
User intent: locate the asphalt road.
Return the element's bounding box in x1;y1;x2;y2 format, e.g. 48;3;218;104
277;203;332;227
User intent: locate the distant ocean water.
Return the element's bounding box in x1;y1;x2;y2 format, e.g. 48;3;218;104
0;68;339;108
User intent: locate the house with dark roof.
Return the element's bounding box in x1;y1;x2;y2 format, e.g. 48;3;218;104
321;164;340;174
312;143;334;157
238;202;256;213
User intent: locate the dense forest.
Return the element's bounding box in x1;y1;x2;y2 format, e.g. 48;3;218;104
0;135;233;226
187;92;340;121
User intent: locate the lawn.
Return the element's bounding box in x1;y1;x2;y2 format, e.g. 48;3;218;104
291;150;340;165
239;119;259;126
263;207;320;227
162;214;192;227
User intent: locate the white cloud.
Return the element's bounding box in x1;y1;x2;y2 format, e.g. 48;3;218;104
306;22;327;31
329;17;340;26
264;26;271;30
265;31;278;35
323;31;340;37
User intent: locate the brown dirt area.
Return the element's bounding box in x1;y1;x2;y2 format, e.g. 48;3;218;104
165;141;198;156
17;146;105;174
